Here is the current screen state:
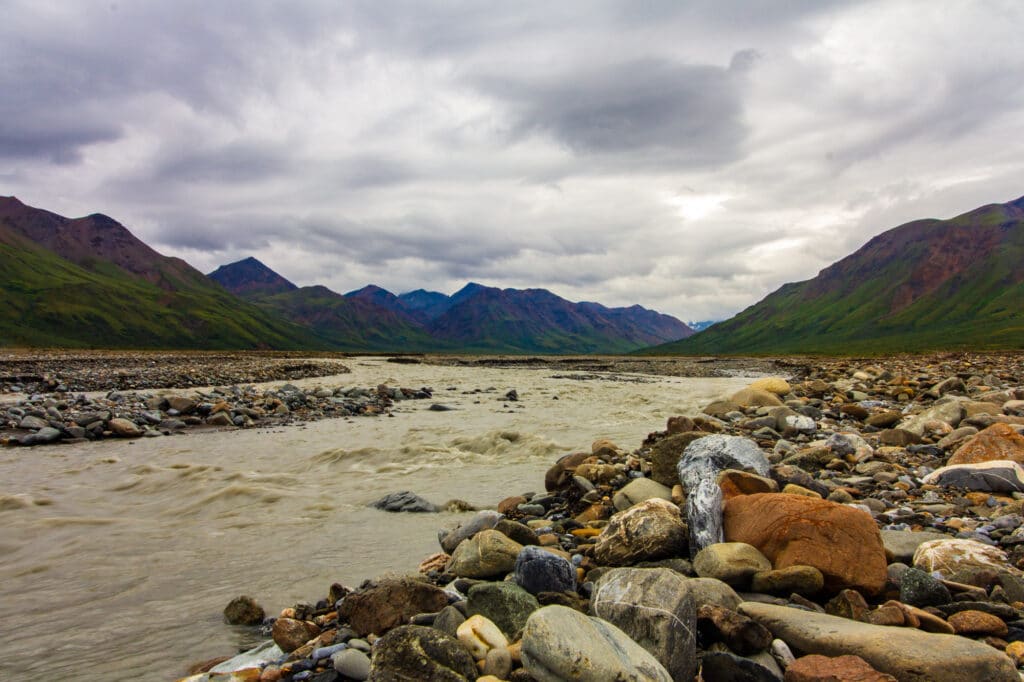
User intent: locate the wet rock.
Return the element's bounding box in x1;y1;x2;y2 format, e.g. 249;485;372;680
19;426;62;445
724;493;888;595
544;451;591;492
947;423;1024;465
785;654;896;682
271;617;321;653
370;491;440;513
740;601;1018;682
339;577;449;637
223;595;266;625
107;417;143;437
431;605;466;637
448;529;523;578
693;542;772;587
466;581;540;638
591;567;697;681
514;545;576;595
521;605;672;682
592;498;688;566
439;510;502;554
368;625;478;682
18;414;49;430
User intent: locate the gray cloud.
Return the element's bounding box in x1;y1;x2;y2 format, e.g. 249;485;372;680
2;0;1023;323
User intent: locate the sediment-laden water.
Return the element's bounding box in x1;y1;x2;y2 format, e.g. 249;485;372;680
0;358;755;680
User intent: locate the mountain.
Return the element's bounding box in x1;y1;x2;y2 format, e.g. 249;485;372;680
209;257;296;296
396;289;455;321
0;197;327;349
425;283;693;353
647;196;1024;355
687;320;718;333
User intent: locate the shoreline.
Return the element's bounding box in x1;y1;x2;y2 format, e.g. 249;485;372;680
165;351;1024;681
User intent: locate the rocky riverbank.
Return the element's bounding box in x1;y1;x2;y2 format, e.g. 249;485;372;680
170;352;1024;681
0;351;476;447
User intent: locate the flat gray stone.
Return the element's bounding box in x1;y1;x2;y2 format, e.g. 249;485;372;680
739;601;1017;682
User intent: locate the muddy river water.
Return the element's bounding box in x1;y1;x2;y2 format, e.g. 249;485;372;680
0;358;756;680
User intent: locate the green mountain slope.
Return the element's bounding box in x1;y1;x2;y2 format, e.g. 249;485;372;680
0;197;328;349
645;196;1024;355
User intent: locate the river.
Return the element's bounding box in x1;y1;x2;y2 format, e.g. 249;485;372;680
0;357;756;680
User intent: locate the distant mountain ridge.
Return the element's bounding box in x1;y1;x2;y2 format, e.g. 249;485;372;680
209;257;296;297
646;195;1024;354
211;261;694;353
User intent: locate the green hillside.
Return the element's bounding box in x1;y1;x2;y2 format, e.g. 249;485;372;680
0;225;327;350
644;197;1024;355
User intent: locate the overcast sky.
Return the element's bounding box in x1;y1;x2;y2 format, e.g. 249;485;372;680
3;1;1023;322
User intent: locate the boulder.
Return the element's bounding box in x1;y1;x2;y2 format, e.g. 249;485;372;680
591;567;697;681
448;529;523;578
108;417;143;438
466;581;540;638
439;510;502;554
592;498;688;566
544;452;591;491
521;605;672;682
748;377;791;395
724;493;888;595
678;435;770;556
333;648;371;680
922;460;1024;493
223;595;265;625
899;398;965;436
717;469;778;500
696;604;773;655
370;491;439;512
898;568;952;608
271;617;320;653
514;545;576;595
339;577;449;637
947;423;1024;466
679;577;743;611
368;625;478;681
750;565;824;595
731;388;785;407
740;601;1018;681
693;542;772;587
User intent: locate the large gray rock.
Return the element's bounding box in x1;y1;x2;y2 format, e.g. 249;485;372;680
592;498;688;566
921;461;1024;493
368;625;478;681
521;605;672;682
612;477;673;511
677;435;770;556
880;529;949;564
19;427;62;446
439;510;502;554
371;491;440;512
591;567;697;682
447;529;523;578
514;545;576;595
680;577;743;611
739;601;1018;682
899;398;966;436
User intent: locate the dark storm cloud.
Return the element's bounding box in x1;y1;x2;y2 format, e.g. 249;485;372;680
477;59;747;164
